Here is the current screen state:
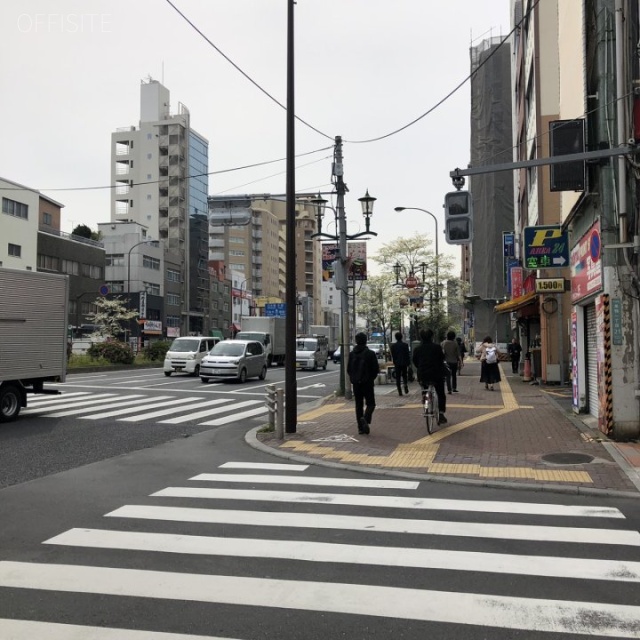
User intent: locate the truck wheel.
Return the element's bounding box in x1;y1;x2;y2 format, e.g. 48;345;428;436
0;384;22;423
164;371;172;377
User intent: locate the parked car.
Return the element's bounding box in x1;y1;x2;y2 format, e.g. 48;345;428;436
369;343;385;359
200;339;267;383
332;345;353;364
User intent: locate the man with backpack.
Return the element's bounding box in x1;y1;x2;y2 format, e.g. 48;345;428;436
390;331;411;396
347;332;380;434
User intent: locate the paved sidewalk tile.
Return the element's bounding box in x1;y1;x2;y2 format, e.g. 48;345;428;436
256;361;639;495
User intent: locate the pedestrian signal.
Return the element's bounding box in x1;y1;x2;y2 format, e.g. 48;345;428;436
444;191;473;245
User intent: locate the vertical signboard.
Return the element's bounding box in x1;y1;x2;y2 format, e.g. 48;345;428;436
571;219;602;303
510;266;523;299
571;309;579;412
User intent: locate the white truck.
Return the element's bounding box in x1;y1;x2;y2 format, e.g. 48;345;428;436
0;268;68;422
309;324;338;356
236;316;286;366
295;335;329;371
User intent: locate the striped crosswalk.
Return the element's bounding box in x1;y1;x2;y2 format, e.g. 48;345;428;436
21;392;267;426
1;461;639;638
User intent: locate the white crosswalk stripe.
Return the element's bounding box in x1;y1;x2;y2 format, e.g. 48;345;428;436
21;391;267;426
2;462;640;638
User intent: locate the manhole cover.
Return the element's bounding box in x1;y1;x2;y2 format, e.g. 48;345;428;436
541;452;594;465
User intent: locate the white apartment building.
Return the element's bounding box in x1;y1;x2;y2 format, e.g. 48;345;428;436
110;78;210;335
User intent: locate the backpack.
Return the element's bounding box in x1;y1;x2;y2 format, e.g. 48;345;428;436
485;346;497;364
349;350;368;384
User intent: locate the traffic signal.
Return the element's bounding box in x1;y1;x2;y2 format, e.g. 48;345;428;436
444;190;473;244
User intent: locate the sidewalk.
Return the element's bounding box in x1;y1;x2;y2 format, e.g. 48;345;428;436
252;360;640;498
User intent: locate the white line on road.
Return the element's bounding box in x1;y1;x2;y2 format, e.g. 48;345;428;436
0;618;237;639
150;488;625;518
25;392;93;405
190;473;419;489
107;505;640;546
22;394;121;415
219;462;308;471
81;397;178;420
1;562;639;636
117;398;216;422
157;399;234;424
44;528;640;583
198;402;265;426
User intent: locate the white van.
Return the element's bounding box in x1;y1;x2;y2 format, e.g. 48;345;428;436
295;335;329;371
163;336;220;377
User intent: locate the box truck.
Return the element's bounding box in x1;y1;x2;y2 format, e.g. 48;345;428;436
236;316;286;366
309;324;338;356
0;268;68;422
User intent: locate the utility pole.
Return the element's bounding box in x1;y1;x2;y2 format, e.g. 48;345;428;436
334;136;352;400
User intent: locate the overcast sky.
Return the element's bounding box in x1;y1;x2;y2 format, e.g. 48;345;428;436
1;0;511;275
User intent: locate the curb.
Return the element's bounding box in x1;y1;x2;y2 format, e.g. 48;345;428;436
244;427;640;500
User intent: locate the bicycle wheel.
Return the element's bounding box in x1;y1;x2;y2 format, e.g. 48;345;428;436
424;386;437;434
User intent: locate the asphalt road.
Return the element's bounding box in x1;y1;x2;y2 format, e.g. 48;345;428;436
0;365;338;488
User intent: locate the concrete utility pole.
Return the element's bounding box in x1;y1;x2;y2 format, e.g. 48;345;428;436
334;136;352;400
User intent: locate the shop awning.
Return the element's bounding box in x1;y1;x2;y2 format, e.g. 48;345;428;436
231;323;242;332
494;291;537;314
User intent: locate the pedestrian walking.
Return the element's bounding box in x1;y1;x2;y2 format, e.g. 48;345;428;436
412;328;447;424
390;331;411;396
456;336;468;374
442;330;462;394
478;335;501;390
347;332;380;435
507;337;523;374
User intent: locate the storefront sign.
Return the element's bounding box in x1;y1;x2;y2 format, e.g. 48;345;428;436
535;278;566;293
611;298;623;345
144;320;162;335
570;219;602;303
523;225;569;269
510;266;523;298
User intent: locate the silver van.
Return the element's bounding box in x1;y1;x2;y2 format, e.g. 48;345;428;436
200;339;267;383
163;336;220;377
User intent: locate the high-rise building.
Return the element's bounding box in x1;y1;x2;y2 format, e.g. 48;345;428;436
110;78;211;336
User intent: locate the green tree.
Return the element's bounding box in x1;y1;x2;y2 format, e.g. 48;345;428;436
355;274;402;354
72;224;93;239
86;296;138;340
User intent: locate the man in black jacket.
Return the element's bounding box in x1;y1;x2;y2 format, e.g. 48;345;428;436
412;328;447;424
390;331;411;396
347;332;380;434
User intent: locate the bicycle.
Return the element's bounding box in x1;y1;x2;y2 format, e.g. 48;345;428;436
421;383;439;434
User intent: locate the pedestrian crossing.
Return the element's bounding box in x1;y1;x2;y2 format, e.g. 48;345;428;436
1;462;640;638
21;391;267;427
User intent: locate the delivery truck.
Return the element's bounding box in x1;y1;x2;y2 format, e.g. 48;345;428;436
0;268;69;422
309;324;338;357
236;316;286;366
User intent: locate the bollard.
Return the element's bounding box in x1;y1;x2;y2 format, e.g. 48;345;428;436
265;384;276;431
523;353;532;382
275;388;285;440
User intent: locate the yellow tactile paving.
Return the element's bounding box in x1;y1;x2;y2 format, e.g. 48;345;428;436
286;370;596;484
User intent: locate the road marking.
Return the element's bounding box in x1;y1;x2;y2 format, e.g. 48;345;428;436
118;398;221;422
44;395;151;418
0;618;236;639
190;473;419;489
219;462;309;471
25;392;92;405
150;488;624;518
2;562;639;636
107;506;640;546
158;399;233;424
45;528;640;583
199;402;265;426
22;394;121;415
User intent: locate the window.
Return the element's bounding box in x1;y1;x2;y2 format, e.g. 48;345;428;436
106;254;125;267
8;243;21;257
167;269;181;282
143;255;160;270
61;259;79;275
38;254;59;271
143;282;160;295
229;250;245;257
166;315;180;327
106;281;125;293
167;293;180;306
81;264;103;279
42;212;52;226
2;197;28;220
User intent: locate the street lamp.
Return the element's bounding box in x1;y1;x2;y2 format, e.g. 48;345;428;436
394;206;440;304
310;183;377;399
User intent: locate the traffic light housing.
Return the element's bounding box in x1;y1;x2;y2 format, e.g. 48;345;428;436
444;190;473;245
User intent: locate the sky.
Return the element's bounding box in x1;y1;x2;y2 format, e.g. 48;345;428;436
0;0;512;276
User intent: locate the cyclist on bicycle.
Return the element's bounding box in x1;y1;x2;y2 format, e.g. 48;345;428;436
412;328;447;424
